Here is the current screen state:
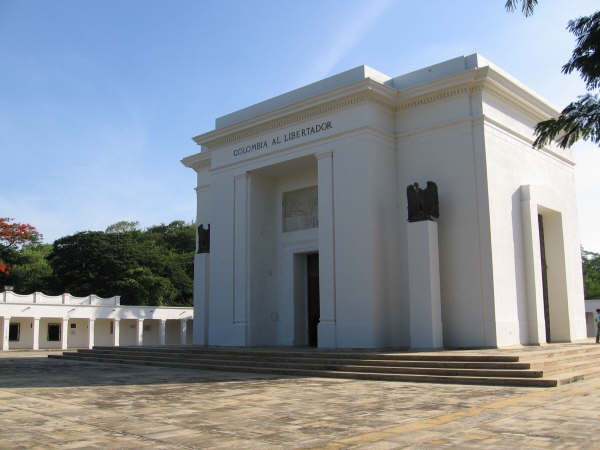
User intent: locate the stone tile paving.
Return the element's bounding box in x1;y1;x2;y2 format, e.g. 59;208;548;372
0;351;599;449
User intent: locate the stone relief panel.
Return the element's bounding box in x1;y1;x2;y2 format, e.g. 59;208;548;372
282;186;318;232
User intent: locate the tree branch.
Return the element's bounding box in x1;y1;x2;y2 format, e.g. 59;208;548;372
534;94;600;148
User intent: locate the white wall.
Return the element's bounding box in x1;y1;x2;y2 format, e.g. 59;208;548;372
67;318;89;348
207;172;246;345
165;320;180;344
331;129;399;348
248;172;277;345
94;319;114;346
119;319;138;346
483;89;585;345
39;318;63;349
397;110;495;348
8;317;34;349
142;319;160;345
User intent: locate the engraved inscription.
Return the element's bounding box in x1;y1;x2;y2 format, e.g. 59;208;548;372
232;121;333;157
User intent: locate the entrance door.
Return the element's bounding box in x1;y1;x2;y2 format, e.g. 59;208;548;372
538;214;551;343
307;253;320;347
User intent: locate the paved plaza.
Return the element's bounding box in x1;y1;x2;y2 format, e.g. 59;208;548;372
0;350;598;449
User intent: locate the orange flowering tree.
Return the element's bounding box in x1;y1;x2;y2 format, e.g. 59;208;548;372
0;217;41;276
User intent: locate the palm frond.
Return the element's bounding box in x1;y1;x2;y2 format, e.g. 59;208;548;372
504;0;538;17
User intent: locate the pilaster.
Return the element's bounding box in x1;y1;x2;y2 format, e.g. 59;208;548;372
316;151;336;348
233;173;249;328
159;319;166;345
32;318;40;350
61;318;69;350
136;319;144;346
2;317;10;351
88;319;95;349
113;319;120;347
180;319;188;345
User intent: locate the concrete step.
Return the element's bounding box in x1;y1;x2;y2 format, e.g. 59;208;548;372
52;344;600;388
542;359;600;376
55;352;545;379
81;347;523;362
72;348;533;370
523;347;600;373
520;344;600;363
52;353;558;388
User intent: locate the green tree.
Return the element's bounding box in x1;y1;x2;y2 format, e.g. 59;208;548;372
505;1;600;149
146;220;195;253
46;221;195;306
4;243;54;294
582;249;600;299
0;217;41;285
48;231;140;299
115;267;176;306
142;221;195;306
105;220;140;234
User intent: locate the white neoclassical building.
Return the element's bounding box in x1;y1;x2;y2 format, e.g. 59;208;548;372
182;54;587;350
0;290;193;351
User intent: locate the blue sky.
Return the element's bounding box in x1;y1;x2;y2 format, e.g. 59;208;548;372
2;0;600;251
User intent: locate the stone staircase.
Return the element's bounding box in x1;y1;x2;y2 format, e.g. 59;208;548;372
50;343;600;388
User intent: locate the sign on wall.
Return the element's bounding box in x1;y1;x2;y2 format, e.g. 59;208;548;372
282;186;318;232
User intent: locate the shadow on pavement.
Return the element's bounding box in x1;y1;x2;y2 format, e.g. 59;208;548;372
0;356;289;389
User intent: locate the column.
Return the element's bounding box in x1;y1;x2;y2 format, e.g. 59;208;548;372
136;319;144;346
32;318;40;350
61;318;69;350
88;319;95;349
159;319;166;345
112;319;120;347
407;221;443;349
180;319;188;345
316;151;336;348
2;316;10;351
233;173;249;327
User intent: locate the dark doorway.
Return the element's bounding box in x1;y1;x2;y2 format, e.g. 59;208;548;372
48;323;61;342
8;323;20;341
307;253;320;347
538;214;551;343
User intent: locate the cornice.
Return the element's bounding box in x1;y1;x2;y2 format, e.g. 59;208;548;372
479;76;558;122
483;66;558;116
395;66;559;124
397;85;473;110
186;63;565;164
181;151;211;169
193;79;396;149
315;151;333;160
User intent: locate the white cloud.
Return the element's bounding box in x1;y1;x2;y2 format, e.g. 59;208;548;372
301;0;394;82
575;141;600;253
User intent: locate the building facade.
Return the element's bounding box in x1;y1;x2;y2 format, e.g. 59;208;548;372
182;54;586;349
0;290;193;351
